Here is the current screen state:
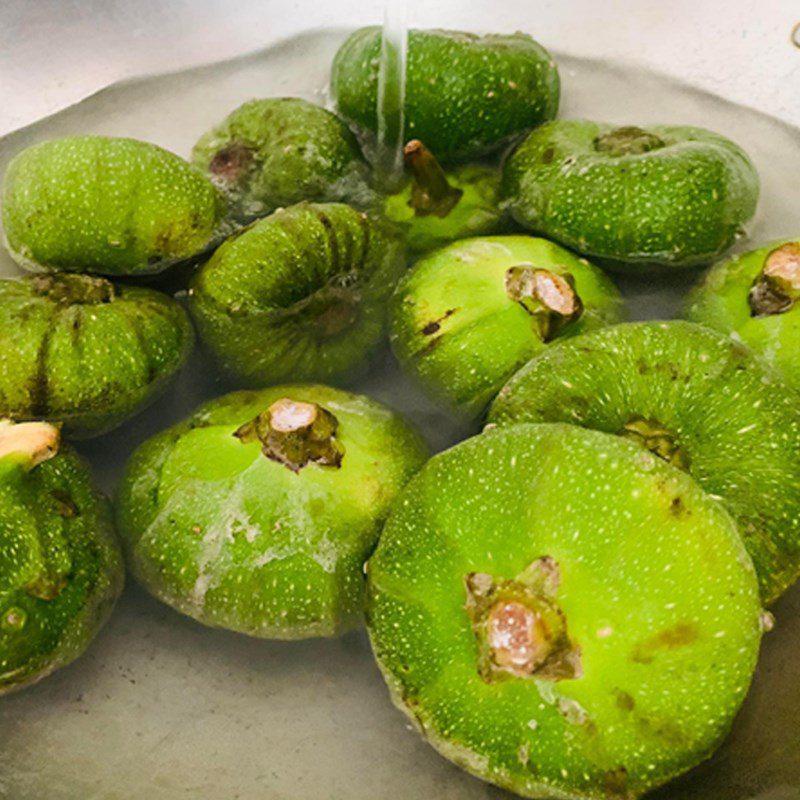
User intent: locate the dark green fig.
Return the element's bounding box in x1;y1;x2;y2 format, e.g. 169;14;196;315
367;422;761;799
383;140;506;253
502;121;759;271
390;235;624;418
2;136;227;276
685;239;800;389
488;320;800;603
331;27;560;162
191;97;373;221
116;385;428;639
189;202;405;386
0;420;123;694
0;273;194;439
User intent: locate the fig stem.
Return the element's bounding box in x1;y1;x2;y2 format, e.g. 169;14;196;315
748;243;800;317
0;420;60;471
504;266;583;342
403;139;463;218
234;399;344;473
620;418;690;471
465;560;581;683
594;126;666;157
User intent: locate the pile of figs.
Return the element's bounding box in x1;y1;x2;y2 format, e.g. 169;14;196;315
1;24;798;800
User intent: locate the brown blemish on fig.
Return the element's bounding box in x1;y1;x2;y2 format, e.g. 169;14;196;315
604;766;629;797
421;308;457;336
594;126;666;157
620;418;690;472
505;266;583;342
209;141;255;184
631;621;699;664
234;398;344;473
748;242;800;317
541;146;556;164
26;573;68;601
669;496;689;518
403;140;463;218
615;689;635;711
31;274;115;306
50;490;79;519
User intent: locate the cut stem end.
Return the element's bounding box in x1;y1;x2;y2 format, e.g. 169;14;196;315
748;243;800;317
505;266;583;342
234;399;344;473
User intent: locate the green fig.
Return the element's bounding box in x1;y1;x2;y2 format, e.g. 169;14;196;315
189;202;405;386
116;385;428;639
0;273;194;438
502;121;759;271
382;140;506;253
367;423;761;799
488;320;800;603
332;27;560;162
685;239;800;389
2;136;227;276
0;420;123;694
191;97;373;222
390;235;624;419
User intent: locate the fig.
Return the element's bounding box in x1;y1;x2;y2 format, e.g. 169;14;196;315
0;420;123;694
2;136;227;276
367;423;761;799
0;273;194;438
390;235;624;418
192;97;372;222
383;140;506;253
685;239;800;389
488;320;800;603
331;27;560;162
189;202;405;386
116;384;428;639
502;121;759;271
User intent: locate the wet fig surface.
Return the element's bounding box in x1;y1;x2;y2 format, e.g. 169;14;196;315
0;273;194;439
685;239;800;390
383;140;507;254
116;384;428;639
192;97;372;222
390;235;624;418
0;421;123;694
332;27;560;162
489;320;800;604
2;136;227;276
502;121;759;271
189;202;405;386
367;423;761;800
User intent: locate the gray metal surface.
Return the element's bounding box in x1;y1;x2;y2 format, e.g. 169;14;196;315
0;27;799;800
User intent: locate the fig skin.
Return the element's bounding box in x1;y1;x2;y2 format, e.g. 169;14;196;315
115;385;428;639
489;320;800;603
331;27;560;162
367;423;761;800
189;202;405;387
2;136;227;276
0;421;124;695
383;162;507;254
502;121;759;271
0;274;195;439
192;97;373;222
390;235;624;419
685;239;800;389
